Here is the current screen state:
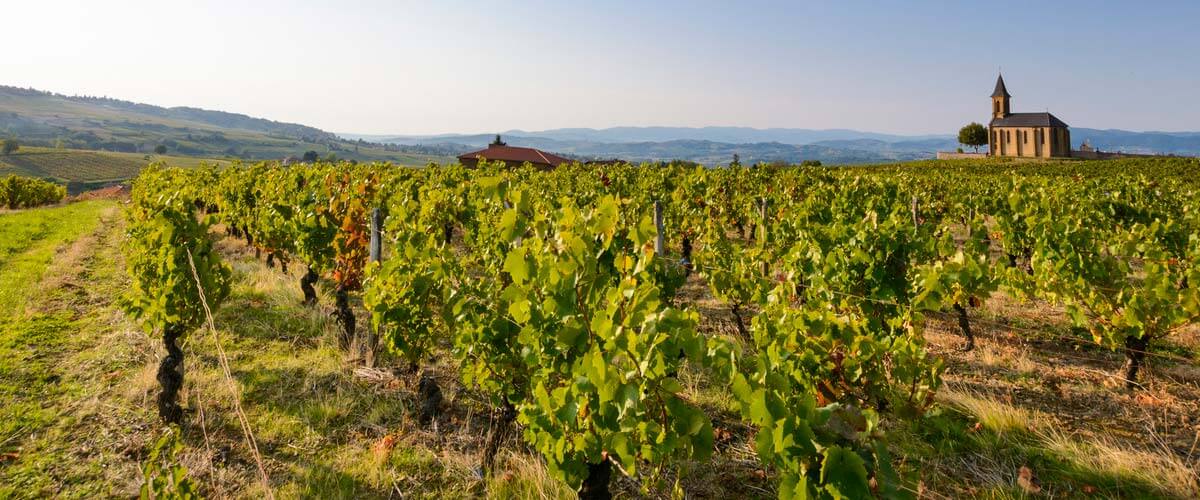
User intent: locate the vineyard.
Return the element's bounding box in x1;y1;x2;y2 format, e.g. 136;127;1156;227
0;174;66;209
93;157;1199;498
0;147;233;192
2;158;1200;496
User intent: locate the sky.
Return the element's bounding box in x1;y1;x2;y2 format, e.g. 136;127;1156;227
3;0;1198;136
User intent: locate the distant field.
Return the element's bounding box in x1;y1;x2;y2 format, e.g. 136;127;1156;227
0;147;234;193
0;146;451;194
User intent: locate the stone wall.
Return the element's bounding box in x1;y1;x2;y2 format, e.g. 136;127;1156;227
936;152;988;160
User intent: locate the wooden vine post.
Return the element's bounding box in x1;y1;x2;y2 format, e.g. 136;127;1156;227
365;207;382;366
759;196;769;277
911;195;918;231
654;200;665;257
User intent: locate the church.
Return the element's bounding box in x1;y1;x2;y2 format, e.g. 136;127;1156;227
988;74;1071;158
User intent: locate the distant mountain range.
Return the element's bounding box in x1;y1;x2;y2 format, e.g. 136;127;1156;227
348;126;1200;165
358;127;951;145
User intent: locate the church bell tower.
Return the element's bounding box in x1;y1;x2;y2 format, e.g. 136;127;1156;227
991;73;1011;120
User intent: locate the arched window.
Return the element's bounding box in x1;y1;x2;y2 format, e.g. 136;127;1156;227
994;101;999;114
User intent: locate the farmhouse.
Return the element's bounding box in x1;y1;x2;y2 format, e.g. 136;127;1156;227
457;136;569;169
988;74;1071;158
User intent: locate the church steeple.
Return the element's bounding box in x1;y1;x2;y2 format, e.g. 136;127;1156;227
991;73;1011;119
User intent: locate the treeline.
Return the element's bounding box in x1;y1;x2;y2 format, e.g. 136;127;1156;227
0;175;67;209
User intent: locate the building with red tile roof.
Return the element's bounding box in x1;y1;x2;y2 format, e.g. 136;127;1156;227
456;136;570;169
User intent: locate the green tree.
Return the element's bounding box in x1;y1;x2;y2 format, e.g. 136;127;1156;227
2;138;18;155
154;144;168;155
302;150;320;162
958;122;988;153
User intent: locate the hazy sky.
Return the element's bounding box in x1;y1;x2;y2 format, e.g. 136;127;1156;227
4;0;1198;135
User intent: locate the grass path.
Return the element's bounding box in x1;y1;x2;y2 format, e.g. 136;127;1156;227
0;201;113;313
0;201;166;498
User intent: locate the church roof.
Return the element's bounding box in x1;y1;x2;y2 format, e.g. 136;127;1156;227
991;74;1011;98
990;112;1069;128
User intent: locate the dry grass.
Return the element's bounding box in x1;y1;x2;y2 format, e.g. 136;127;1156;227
940;388;1046;435
930;387;1200;498
1039;427;1200;498
904;290;1200;498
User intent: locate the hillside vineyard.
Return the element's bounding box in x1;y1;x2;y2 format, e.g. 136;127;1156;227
124;158;1200;498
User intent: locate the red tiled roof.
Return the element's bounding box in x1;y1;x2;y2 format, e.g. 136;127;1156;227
457;145;570;167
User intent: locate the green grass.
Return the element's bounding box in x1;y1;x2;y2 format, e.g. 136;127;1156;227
0;200;158;498
0;200;112;313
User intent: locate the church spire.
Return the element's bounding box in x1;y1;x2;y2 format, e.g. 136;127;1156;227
991;73;1011;98
991;73;1011;119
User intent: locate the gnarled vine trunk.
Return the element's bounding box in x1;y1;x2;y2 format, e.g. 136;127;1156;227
1007;248;1035;275
157;326;186;424
417;373;442;426
1123;334;1150;390
954;302;974;351
481;402;516;475
578;460;612;500
334;285;355;350
730;303;749;339
300;266;318;305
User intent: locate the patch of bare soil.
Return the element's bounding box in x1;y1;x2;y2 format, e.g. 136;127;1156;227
73;184;130;201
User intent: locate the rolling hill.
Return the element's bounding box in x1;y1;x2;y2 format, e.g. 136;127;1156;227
0;85;451;183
